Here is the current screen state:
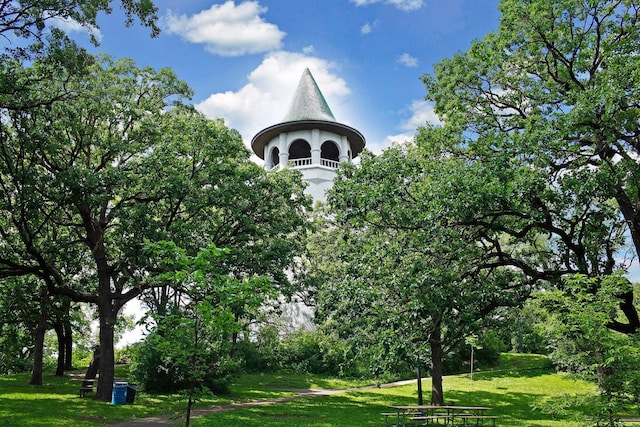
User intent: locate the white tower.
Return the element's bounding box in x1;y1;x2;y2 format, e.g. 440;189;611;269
251;68;366;201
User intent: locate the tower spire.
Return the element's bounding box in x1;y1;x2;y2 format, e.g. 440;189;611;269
283;68;336;122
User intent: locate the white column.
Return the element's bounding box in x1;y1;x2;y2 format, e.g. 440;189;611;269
278;133;289;170
340;135;349;163
311;129;320;165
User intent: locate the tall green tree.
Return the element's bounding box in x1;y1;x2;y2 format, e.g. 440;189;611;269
0;54;309;400
422;0;640;333
322;145;529;404
0;0;160;387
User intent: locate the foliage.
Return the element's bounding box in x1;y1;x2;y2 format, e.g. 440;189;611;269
236;326;362;377
0;0;305;398
0;0;159;46
0;49;308;398
132;311;238;394
534;273;640;424
443;329;506;375
0;52;196;398
132;241;274;398
322;143;531;404
501;303;550;354
422;0;640;334
0;322;32;374
0;277;40;373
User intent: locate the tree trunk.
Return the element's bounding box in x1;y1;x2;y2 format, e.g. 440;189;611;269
611;185;640;334
54;321;65;376
186;312;200;427
64;319;73;370
230;330;239;357
29;308;48;386
85;345;100;379
87;226;118;402
94;298;116;401
416;365;423;405
186;382;194;427
429;325;444;405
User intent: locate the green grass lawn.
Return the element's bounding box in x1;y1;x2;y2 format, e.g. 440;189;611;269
0;367;372;426
191;354;599;427
0;354;604;426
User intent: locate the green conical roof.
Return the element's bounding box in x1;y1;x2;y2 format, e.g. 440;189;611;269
283;68;336;122
251;68;365;160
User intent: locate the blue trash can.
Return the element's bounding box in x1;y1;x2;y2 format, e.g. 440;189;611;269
111;382;127;405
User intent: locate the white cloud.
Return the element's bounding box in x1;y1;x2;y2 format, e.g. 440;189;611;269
397;53;418;67
360;20;379;35
48;17;103;43
196;50;351;153
350;0;424;11
369;100;441;154
165;1;285;56
401;99;442;130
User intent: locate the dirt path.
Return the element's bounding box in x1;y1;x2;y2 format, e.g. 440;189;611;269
110;380;415;426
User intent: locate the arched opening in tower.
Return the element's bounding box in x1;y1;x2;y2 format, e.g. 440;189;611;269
321;141;339;162
270;147;280;168
289;139;311;166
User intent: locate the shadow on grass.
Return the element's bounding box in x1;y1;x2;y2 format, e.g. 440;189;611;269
0;396;115;427
0;374;193;427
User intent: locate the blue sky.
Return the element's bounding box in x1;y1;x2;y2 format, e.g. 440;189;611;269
56;0;502;157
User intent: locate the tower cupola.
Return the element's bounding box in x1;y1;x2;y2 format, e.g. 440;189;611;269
251;68;365;201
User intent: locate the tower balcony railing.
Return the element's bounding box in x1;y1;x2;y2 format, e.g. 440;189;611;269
288;157;340;169
321;158;340;169
291;157;312;167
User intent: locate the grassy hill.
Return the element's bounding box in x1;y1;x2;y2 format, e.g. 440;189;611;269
194;354;598;427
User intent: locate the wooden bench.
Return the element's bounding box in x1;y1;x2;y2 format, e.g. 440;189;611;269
78;379;96;397
408;414;450;425
381;412;398;426
452;414;500;426
382;412;450;426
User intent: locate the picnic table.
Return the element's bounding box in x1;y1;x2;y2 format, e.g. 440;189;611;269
383;405;499;426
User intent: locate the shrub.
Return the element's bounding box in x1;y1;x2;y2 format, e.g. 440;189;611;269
235;327;363;377
0;323;32;374
442;329;506;375
130;319;238;394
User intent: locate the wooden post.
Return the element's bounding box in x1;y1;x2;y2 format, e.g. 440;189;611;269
417;365;423;406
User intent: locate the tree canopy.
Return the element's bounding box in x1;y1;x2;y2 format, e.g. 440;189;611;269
422;0;640;334
0;54;310;399
321;145;529;404
0;0;159;43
